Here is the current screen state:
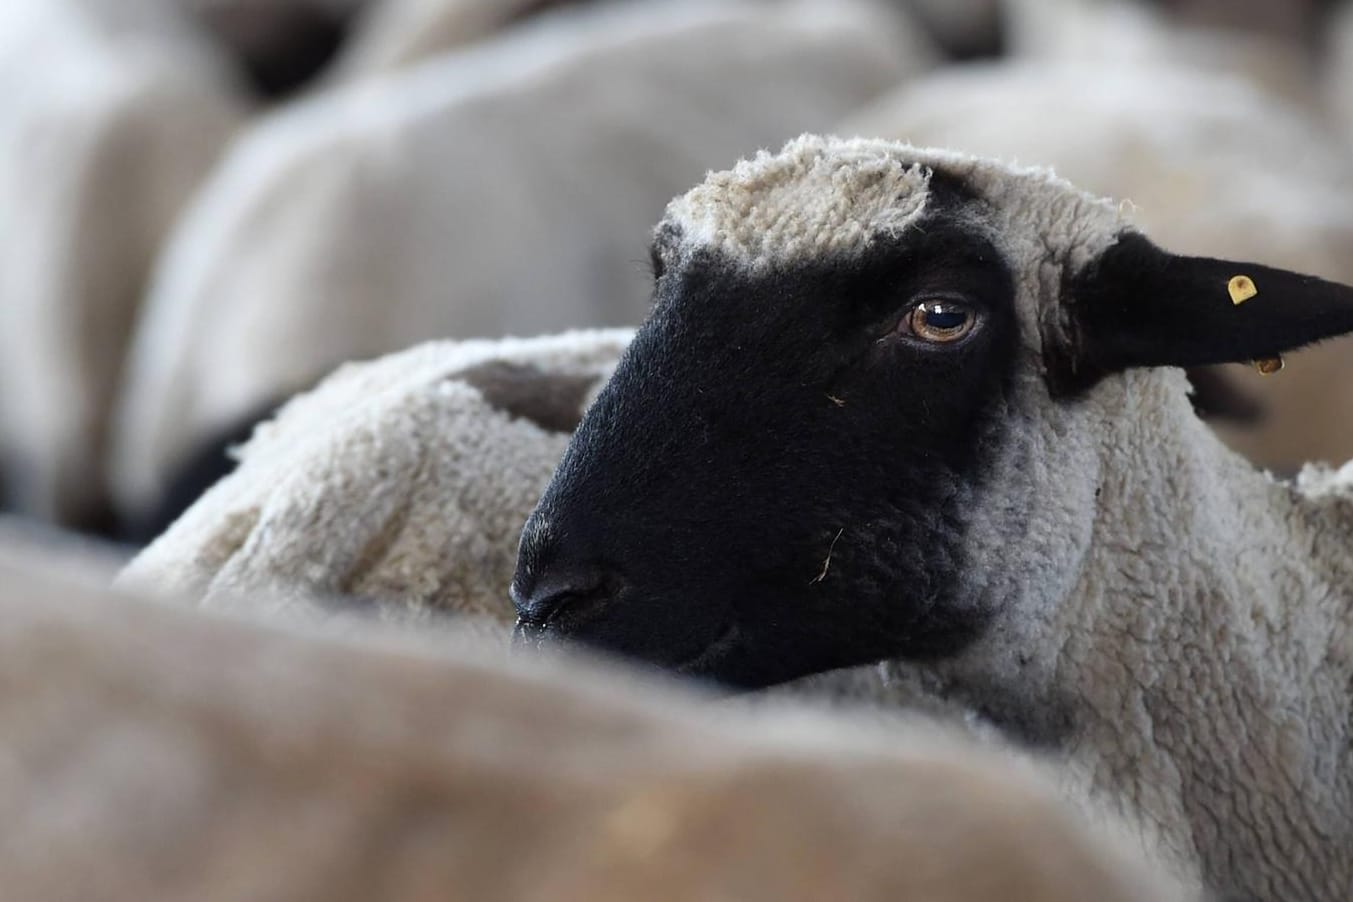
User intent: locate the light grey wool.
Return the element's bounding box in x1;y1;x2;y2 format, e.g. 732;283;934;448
120;330;631;624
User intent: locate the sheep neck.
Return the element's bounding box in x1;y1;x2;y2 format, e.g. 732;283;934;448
974;373;1353;900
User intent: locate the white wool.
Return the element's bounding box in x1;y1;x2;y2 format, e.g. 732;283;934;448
842;60;1353;471
666;141;932;269
107;0;929;522
120;330;631;621
0;0;248;525
7;541;1197;901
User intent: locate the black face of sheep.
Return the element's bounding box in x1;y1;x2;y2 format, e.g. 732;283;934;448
511;139;1353;689
516;183;1022;687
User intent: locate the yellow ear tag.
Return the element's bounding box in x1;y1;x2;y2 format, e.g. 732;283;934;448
1254;356;1284;375
1228;275;1258;305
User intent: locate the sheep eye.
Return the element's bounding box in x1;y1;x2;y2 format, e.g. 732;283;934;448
903;299;977;344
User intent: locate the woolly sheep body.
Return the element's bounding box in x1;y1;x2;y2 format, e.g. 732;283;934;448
7;541;1196;901
0;0;248;526
841;61;1353;469
119;330;630;619
108;0;928;524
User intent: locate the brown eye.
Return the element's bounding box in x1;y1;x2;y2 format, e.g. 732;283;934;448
904;300;977;344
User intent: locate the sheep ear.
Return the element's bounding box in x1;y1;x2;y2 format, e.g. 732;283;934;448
1052;231;1353;393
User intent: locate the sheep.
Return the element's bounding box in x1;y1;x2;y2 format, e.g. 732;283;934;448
0;0;248;529
840;60;1353;470
3;537;1197;901
107;0;932;536
119;330;631;620
511;135;1353;901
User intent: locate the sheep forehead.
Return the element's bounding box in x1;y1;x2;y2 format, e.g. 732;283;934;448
664;137;931;266
661;135;1125;282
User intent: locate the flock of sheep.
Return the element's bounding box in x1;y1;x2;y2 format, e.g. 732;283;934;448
5;0;1353;900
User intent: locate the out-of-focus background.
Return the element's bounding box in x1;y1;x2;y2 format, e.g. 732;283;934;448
3;0;1351;546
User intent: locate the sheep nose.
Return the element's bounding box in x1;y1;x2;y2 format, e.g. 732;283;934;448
510;565;618;641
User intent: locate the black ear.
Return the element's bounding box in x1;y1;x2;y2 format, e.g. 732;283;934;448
1051;231;1353;394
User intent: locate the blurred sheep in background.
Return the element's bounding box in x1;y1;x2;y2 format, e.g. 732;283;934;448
119;331;631;620
0;0;248;531
108;0;933;537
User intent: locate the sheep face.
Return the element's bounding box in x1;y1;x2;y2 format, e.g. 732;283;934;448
512;136;1353;689
520;218;1018;684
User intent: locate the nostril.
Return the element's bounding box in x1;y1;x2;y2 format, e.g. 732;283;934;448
510;566;616;632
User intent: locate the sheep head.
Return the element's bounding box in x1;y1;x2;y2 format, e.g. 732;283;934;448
510;135;1353;690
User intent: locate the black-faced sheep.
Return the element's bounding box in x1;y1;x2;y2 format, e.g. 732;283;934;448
513;136;1353;901
4;540;1194;901
108;0;930;538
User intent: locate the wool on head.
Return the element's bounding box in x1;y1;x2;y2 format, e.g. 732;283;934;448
661;135;1128;355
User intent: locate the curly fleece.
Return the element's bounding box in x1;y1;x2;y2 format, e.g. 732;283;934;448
120;330;631;622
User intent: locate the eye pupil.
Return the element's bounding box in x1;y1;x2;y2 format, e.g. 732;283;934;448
905;300;977;344
924;309;967;330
